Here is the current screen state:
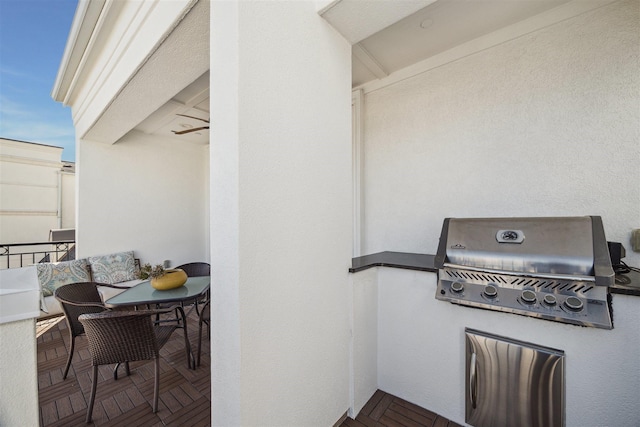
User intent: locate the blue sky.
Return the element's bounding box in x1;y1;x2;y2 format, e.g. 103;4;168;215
0;0;78;161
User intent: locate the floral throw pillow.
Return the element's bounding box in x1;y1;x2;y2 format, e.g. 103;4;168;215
37;259;91;297
89;251;137;284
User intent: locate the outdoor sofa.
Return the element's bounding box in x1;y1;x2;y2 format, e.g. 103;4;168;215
36;251;142;319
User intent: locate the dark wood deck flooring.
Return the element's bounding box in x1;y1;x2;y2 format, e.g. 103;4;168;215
341;390;462;427
39;311;455;427
37;307;210;426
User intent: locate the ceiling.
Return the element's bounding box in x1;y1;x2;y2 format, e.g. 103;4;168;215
134;71;210;145
135;0;573;145
352;0;572;88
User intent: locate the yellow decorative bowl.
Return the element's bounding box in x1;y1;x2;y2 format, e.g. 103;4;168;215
150;268;188;290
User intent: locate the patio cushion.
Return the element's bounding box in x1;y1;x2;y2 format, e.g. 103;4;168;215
36;259;92;297
89;251;137;284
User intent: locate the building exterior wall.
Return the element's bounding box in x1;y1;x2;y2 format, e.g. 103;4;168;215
60;170;75;229
361;0;640;266
210;1;353;425
76;131;209;266
0;138;75;245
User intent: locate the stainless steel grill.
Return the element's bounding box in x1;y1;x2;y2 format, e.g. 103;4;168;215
435;216;614;329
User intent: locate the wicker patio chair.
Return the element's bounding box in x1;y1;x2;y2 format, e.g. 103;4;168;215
175;262;211;367
175;262;210;277
174;261;211;316
196;299;210;367
79;307;179;423
54;281;129;379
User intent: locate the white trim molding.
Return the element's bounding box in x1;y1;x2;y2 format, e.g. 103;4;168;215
352;89;364;257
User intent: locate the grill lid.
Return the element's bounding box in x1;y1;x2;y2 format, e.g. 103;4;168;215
435;216;614;286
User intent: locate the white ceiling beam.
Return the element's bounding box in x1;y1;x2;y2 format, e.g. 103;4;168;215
319;0;437;44
352;43;388;80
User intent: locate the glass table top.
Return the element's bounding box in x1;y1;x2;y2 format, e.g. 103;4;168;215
105;276;210;306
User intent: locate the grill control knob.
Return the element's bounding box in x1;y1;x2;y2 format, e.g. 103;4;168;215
483;285;498;298
450;282;464;293
564;296;584;312
543;294;557;306
521;290;537;304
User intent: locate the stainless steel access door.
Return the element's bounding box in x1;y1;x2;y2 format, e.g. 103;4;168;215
465;328;565;427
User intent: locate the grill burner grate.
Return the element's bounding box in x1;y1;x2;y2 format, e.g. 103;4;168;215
444;269;595;295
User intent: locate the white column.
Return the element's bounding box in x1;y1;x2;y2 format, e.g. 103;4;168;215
210;1;353;425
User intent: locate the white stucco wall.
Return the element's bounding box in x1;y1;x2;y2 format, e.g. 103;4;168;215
351;267;378;416
374;268;640;427
76;131;209;266
210;1;352;425
0;318;39;426
361;0;640;266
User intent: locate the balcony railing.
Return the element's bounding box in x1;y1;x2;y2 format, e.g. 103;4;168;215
0;241;76;269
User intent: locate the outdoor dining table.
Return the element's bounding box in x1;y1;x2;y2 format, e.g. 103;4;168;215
104;276;210;369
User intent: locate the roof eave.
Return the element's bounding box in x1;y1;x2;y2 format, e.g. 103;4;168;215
51;0;106;104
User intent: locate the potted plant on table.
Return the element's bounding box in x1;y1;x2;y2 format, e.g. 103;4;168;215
138;263;187;290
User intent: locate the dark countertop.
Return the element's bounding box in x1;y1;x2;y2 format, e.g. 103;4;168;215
612;269;640;296
350;251;640;297
349;251;437;273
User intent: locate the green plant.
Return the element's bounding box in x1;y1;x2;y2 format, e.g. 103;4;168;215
137;263;166;280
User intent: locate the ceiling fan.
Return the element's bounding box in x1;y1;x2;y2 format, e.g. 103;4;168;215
172;114;209;135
